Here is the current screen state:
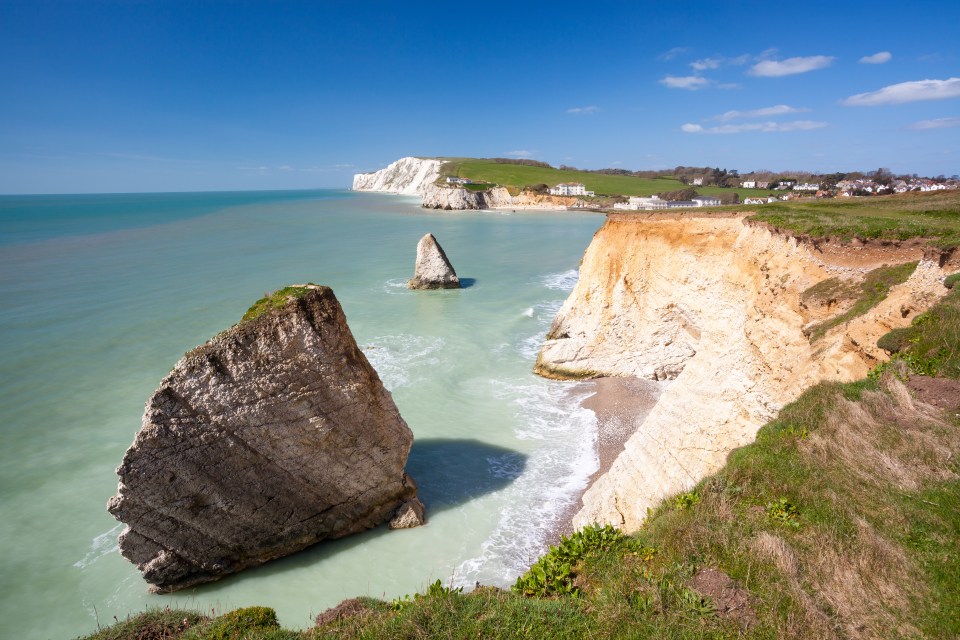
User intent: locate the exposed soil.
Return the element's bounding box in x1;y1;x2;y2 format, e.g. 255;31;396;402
906;375;960;412
687;567;756;628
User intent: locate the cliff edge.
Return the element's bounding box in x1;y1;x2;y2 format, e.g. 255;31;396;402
537;213;951;531
108;285;418;592
352;157;443;195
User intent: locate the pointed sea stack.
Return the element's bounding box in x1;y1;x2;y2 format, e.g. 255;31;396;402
409;233;460;289
107;285;423;593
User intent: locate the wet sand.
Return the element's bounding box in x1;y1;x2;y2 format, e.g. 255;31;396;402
550;376;664;543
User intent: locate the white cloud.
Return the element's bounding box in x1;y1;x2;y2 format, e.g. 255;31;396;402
907;117;960;130
278;165;294;171
681;120;827;134
690;54;751;71
842;77;960;106
504;150;534;158
859;51;892;64
749;55;835;77
714;104;808;120
657;47;690;61
567;106;600;115
660;75;710;90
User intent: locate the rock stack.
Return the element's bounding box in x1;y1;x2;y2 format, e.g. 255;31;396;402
108;285;423;592
408;233;460;289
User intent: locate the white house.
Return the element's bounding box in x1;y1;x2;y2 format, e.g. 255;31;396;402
794;183;820;191
692;196;721;206
446;176;473;185
692;177;704;186
741;180;756;189
549;182;594;196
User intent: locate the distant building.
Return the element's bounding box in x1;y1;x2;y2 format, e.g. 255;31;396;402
692;177;704;186
446;176;473;185
741;180;757;189
550;182;594;196
692;196;721;206
794;183;820;191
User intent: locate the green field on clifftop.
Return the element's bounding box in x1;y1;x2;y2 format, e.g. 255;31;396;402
441;158;735;198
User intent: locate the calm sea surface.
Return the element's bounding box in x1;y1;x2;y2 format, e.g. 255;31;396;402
0;189;605;638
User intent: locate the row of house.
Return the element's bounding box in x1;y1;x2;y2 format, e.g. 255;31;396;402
613;194;722;211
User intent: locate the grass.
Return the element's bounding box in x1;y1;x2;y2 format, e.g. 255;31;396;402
875;282;960;378
803;262;919;341
241;285;318;323
440;158;738;198
748;190;960;246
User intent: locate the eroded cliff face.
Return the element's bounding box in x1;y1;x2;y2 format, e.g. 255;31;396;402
352;157;443;195
108;286;418;592
420;184;584;210
537;214;950;531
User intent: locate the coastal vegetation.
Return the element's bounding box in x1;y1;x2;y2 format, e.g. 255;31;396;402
748;189;960;247
439;157;736;198
78;278;960;638
241;285;319;323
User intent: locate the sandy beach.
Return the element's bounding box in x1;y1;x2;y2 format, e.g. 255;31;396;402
551;376;664;542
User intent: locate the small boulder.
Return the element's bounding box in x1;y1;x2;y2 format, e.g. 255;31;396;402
389;496;426;529
409;233;460;289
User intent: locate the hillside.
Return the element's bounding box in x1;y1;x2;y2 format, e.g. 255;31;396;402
441;158;738;198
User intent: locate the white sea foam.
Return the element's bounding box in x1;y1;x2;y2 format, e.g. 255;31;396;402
453;378;598;587
517;300;564;360
540;269;579;291
522;307;534;318
361;335;445;390
381;278;411;294
74;524;123;569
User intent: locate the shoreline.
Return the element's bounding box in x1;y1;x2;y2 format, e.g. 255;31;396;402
550;376;664;544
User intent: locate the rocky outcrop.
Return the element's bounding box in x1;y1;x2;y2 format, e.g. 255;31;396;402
537;213;950;532
409;233;460;289
108;285;418;592
352;157;443;195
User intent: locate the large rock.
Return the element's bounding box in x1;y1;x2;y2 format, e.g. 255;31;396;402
409;233;460;289
107;285;418;592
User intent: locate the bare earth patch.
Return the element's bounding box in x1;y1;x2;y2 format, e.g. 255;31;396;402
906;375;960;412
687;568;756;628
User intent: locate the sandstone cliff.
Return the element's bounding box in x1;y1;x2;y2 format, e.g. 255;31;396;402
536;213;951;531
108;285;419;592
352;157;443;195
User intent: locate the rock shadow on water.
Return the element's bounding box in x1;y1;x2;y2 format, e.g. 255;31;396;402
160;438;525;592
458;277;476;288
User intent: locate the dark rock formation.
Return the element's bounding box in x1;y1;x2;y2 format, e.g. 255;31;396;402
108;285;419;592
409;233;460;289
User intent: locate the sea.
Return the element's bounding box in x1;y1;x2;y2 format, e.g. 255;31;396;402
0;189;606;638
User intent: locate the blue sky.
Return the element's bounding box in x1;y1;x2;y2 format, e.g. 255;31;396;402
1;0;958;194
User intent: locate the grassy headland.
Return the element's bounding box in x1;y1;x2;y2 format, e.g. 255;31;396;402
80;281;960;639
747;190;960;247
440;158;735;198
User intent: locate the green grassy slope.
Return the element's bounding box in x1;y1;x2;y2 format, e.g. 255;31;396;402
748;190;960;246
441;158;735;198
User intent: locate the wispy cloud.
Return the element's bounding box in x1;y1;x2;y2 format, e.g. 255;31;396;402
714;104;808;120
749;55;834;77
690;54;750;71
859;51;892;64
658;47;690;61
504;150;535;158
567;106;600;115
681;120;827;134
907;117;960;130
842;78;960;106
660;75;710;90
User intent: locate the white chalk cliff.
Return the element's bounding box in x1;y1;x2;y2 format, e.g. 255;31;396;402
352;157;443;195
537;213;952;532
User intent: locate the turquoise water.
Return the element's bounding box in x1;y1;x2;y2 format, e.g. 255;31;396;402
0;190;604;638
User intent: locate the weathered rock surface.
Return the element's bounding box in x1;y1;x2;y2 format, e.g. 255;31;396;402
108;285;418;592
537;213;951;532
409;233;460;289
351;157;442;195
419;183;584;211
389;496;426;529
